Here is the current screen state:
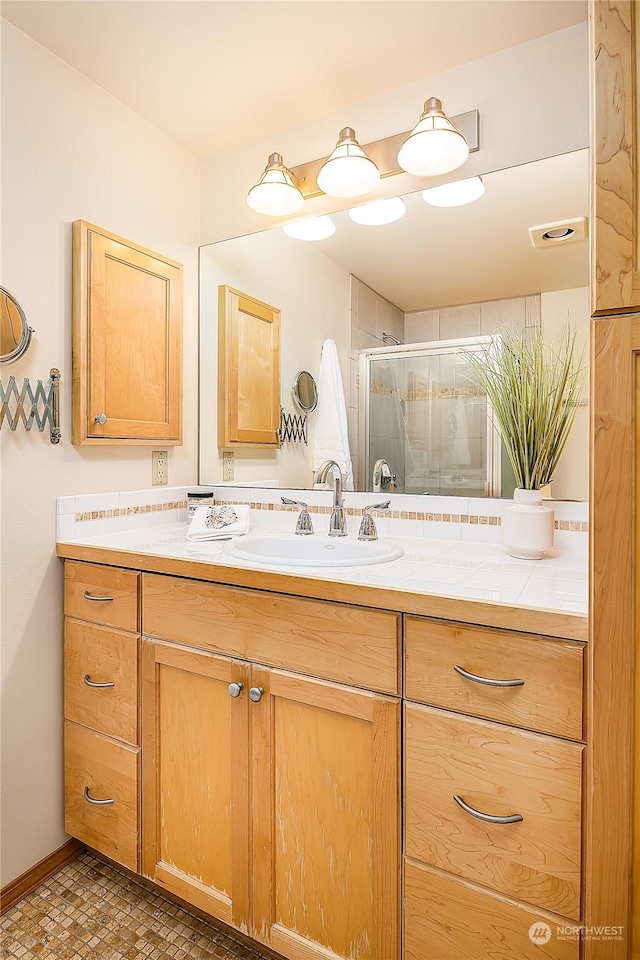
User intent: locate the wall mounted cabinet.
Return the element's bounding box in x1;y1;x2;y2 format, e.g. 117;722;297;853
218;285;280;448
72;220;183;445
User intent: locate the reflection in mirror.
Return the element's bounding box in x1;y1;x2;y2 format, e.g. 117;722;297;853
199;150;589;500
292;371;318;412
0;287;33;364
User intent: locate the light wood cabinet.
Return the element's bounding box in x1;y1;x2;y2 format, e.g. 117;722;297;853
72;220;183;445
62;555;583;960
251;666;399;960
218;285;281;448
588;3;640;956
404;618;585;959
141;589;400;960
404;861;580;960
590;0;640;316
141;641;251;930
63;561;141;872
404;618;584;740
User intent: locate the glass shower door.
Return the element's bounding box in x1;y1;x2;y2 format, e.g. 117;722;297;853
361;338;501;497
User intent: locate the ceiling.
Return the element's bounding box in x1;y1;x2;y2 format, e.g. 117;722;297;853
2;0;587;159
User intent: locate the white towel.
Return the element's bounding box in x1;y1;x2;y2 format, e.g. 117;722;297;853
313;339;354;490
186;503;250;541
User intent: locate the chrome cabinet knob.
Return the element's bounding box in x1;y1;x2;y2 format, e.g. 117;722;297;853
249;686;264;703
228;682;244;698
94;413;108;424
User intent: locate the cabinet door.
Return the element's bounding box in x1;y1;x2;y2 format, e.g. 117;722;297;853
72;220;182;444
218;285;280;447
591;0;640;315
141;640;250;931
251;667;400;960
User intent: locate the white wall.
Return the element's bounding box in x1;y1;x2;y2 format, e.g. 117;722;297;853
200;24;588;244
0;22;200;885
199;231;349;487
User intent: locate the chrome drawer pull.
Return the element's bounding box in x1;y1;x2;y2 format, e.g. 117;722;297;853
83;674;115;689
228;682;244;698
84;786;115;806
453;794;523;824
83;591;115;602
249;686;264;703
454;664;525;687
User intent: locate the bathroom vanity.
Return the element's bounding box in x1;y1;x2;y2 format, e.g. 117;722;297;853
58;522;586;960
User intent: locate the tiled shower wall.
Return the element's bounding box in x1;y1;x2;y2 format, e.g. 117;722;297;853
348;276;404;487
404;294;541;343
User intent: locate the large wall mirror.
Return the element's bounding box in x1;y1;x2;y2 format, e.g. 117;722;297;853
199;148;589;501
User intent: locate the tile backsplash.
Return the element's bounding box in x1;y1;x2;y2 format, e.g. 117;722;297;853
57;484;589;550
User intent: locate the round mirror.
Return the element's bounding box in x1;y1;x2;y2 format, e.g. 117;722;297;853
1;287;33;364
292;370;318;412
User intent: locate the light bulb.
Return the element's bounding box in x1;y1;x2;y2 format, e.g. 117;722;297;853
398;98;469;178
282;216;336;241
348;197;406;225
422;176;484;207
247;153;305;216
317;128;380;199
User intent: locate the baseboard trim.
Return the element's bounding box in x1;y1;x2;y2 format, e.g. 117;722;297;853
1;838;85;914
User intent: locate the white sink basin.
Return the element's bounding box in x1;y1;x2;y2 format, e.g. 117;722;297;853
222;535;404;567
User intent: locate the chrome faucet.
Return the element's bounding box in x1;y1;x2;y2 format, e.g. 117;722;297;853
358;501;391;541
313;460;347;536
373;458;395;493
281;497;313;535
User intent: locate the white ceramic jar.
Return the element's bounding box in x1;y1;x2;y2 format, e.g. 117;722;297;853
501;488;555;560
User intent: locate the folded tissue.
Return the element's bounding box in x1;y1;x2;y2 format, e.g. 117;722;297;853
186;503;250;541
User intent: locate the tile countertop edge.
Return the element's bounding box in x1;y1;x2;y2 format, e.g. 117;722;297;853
55;540;588;643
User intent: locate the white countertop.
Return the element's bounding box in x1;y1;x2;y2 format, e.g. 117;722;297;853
59;521;588;617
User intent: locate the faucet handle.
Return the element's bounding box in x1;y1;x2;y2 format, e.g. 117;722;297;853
358;501;390;541
281;497;314;535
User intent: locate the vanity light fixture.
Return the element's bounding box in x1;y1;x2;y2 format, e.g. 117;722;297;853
246;153;305;217
282;215;336;241
247;102;478;216
397;98;470;177
316;128;380;198
348;196;406;225
421;176;485;208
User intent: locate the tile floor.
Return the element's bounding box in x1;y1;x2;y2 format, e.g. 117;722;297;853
1;852;272;960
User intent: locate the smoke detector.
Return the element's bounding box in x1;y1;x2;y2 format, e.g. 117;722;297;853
528;217;588;248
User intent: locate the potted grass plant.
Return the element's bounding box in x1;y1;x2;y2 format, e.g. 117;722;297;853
466;325;584;559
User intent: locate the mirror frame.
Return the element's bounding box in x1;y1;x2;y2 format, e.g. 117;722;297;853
0;286;34;365
292;370;318;413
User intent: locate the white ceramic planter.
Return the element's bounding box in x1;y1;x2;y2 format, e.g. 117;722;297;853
501;488;555;560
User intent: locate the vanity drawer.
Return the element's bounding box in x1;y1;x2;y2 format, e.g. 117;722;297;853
404;703;583;919
142;574;400;695
64;721;139;872
404;617;584;740
404;859;580;960
65;620;138;744
65;561;139;632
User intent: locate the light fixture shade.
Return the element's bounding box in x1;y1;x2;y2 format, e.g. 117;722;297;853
398;98;470;177
247;153;305;216
348;197;406;225
316;128;380;199
282;216;336;241
422;176;484;207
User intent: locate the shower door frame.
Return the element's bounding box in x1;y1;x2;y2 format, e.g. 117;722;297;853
358;336;502;497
